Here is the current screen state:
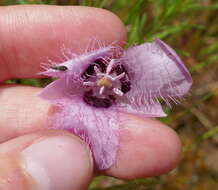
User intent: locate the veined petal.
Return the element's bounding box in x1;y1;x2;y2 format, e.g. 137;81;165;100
123;39;192;107
52;97;119;170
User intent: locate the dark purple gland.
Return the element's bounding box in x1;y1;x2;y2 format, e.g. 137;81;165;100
82;59;107;80
83;91;112;108
114;65;131;94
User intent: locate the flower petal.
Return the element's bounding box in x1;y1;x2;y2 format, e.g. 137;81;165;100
38;77;82;104
52;97;119;170
115;99;166;117
122;39;192;107
40;45;117;79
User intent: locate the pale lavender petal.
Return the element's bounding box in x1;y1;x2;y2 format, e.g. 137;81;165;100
52;97;119;170
40;46;117;79
122;39;192;108
115;99;166;117
39;77;82;104
39;69;66;78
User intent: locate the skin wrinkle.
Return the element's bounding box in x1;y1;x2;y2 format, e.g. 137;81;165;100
0;7;27;78
5;7;30;77
0;8;12;80
0;134;43;155
10;7;58;78
59;6;82;33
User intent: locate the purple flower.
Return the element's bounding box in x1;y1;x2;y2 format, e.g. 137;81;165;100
39;39;192;170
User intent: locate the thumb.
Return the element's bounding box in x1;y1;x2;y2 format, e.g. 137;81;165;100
0;131;93;190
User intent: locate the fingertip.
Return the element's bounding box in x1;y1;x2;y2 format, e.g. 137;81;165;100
90;7;127;46
0;131;94;190
22;134;94;190
105;115;181;179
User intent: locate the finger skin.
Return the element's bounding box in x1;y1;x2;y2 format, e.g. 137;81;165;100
0;156;28;189
0;131;93;190
106;115;181;179
0;85;50;142
0;85;181;178
0;5;126;81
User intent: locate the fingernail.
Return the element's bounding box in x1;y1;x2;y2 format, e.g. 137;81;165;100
21;136;93;190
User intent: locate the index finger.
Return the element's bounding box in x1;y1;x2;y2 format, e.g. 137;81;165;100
0;5;126;81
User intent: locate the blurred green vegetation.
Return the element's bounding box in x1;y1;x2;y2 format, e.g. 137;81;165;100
1;0;218;189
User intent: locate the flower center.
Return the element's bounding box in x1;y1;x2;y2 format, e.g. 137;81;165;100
82;59;131;108
97;78;112;88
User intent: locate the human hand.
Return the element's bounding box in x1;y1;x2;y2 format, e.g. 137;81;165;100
0;5;181;190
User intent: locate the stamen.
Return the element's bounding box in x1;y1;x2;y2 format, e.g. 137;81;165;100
113;88;124;96
99;86;105;95
83;81;95;87
112;72;125;81
94;65;101;74
96;73;115;81
106;59;116;74
96;73;105;77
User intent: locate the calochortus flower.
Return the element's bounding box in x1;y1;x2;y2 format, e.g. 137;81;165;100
39;39;192;170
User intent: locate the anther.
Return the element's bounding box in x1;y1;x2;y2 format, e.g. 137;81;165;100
113;88;124;96
113;72;125;81
83;81;95;87
99;86;105;95
94;65;101;74
106;59;116;74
